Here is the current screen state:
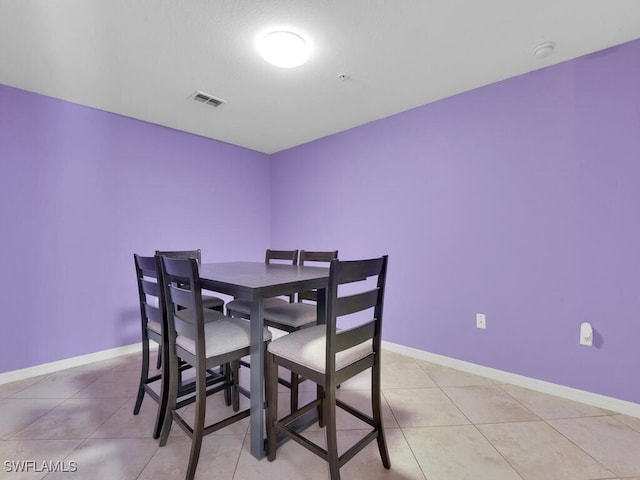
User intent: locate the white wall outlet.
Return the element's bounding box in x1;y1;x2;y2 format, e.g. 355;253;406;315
476;313;486;329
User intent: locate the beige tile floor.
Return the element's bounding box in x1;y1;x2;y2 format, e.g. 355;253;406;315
1;349;640;480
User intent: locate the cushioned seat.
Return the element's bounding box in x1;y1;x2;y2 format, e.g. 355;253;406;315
175;307;226;325
226;248;299;320
267;324;371;372
200;295;225;310
176;317;270;357
151;308;224;336
225;296;288;317
263;301;318;329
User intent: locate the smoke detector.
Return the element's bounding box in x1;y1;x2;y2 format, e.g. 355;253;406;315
533;42;556;59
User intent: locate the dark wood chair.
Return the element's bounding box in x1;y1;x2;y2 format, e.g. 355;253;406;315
266;256;390;480
262;250;338;411
225;248;299;318
132;254;228;439
158;256;272;480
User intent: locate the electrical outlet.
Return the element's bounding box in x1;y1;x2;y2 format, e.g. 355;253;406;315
476;313;486;329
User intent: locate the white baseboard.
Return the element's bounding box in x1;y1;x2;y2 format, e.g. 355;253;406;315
0;343;145;386
383;341;640;419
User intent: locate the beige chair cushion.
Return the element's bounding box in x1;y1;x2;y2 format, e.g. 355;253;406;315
176;317;272;357
174;308;226;338
226;297;289;316
267;324;372;374
148;309;224;337
202;294;224;309
263;302;317;328
176;308;226;325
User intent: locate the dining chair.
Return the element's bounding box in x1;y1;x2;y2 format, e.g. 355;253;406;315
262;250;338;411
225;248;299;319
265;256;390;480
132;254;229;439
158;256;272;480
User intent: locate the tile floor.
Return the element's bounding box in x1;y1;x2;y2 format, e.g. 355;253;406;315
1;348;640;479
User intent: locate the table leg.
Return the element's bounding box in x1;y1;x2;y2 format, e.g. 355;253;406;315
249;298;265;459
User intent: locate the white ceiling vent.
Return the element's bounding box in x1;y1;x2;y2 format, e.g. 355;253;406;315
191;90;227;108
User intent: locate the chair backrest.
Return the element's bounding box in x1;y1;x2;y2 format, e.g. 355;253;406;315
156;249;203;263
159;256;205;358
297;250;338;302
325;256;388;379
133;254;166;336
265;249;299;301
156;250;204;290
265;249;299;265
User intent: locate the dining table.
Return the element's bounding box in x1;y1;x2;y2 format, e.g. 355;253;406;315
198;261;329;459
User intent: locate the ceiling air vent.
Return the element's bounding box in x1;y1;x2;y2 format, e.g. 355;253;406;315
191;90;227;108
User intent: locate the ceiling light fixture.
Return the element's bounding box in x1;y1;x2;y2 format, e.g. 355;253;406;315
259;30;310;68
533;42;556;59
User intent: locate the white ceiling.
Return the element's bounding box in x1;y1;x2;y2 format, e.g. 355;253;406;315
1;1;640;154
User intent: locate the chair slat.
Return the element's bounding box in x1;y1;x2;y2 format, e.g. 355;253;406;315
144;303;163;324
169;284;196;310
141;278;160;298
156;249;202;262
335;257;384;284
162;256;195;280
336;320;376;352
266;249;299;264
335;289;379;318
136;255;159;277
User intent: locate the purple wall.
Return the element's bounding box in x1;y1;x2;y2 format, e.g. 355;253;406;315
270;39;640;403
0;85;270;373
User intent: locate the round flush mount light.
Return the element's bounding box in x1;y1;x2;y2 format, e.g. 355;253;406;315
533;42;556;59
259;30;310;68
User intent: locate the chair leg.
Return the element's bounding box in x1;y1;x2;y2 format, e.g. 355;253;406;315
317;384;325;428
324;386;340;480
156;345;162;370
185;366;207;480
153;340;172;439
290;371;299;412
372;362;391;469
224;363;232;407
159;349;180;446
232;360;240;412
133;338;150;415
266;353;279;462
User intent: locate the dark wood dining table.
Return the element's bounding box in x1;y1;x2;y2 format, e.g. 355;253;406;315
198;261;329;459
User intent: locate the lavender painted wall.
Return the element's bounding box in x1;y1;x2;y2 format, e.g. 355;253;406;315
0;85;270;373
270;39;640;403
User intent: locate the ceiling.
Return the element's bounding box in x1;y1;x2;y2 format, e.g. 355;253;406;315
2;1;640;154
